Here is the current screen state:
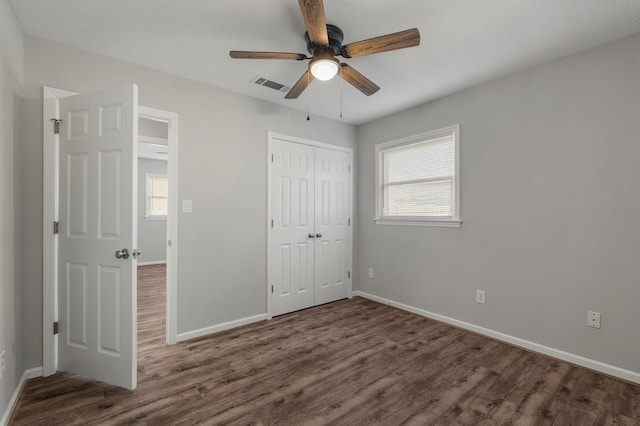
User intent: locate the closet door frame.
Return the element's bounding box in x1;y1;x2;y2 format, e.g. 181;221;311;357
267;132;353;319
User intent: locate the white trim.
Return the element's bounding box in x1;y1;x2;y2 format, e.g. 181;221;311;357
138;135;168;145
24;366;44;380
266;135;273;320
137;260;167;266
348;146;354;300
374;124;461;225
138;135;168;161
266;132;354;320
353;291;640;385
374;218;462;228
176;314;267;342
0;367;43;426
139;105;180;345
269;132;353;153
42;87;76;377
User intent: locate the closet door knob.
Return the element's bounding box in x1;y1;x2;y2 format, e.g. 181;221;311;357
316;233;322;238
308;233;315;239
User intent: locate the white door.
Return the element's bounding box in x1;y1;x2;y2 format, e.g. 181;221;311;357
270;140;316;316
269;137;352;316
58;84;138;390
314;147;351;305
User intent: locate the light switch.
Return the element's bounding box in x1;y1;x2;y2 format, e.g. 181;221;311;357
182;199;193;213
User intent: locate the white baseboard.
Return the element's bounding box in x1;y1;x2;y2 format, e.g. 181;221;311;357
24;367;43;380
177;313;267;342
1;366;43;426
352;291;640;385
137;260;167;266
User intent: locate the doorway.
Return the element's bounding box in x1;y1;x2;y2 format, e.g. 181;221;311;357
137;113;170;351
42;87;179;381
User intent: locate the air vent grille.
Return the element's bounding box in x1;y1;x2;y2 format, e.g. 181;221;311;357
251;76;291;93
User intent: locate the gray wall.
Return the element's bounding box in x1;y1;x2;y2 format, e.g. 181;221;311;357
138;158;168;264
0;0;24;417
356;32;640;373
21;35;356;368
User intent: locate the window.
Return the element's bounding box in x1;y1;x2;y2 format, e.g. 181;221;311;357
145;174;168;218
375;125;460;227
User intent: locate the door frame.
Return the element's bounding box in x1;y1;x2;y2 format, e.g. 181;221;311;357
42;87;180;377
266;132;353;320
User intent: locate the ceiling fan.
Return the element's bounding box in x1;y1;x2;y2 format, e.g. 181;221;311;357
229;0;420;99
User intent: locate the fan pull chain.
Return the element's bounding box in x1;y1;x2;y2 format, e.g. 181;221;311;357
306;70;311;121
339;65;343;119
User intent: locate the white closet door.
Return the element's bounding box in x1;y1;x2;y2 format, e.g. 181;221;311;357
270;139;316;316
314;147;351;305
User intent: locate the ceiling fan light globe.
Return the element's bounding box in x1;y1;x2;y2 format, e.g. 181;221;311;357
310;57;339;81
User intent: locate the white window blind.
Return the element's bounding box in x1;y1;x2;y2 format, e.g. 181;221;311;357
376;125;460;226
146;174;168;217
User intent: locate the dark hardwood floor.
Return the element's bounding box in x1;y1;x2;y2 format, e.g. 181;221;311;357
10;264;640;425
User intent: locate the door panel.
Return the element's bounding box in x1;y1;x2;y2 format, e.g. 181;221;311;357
67;263;88;349
271;140;315;316
67;154;89;237
58;84;138;390
98;150;122;239
314;147;351;305
97;265;121;355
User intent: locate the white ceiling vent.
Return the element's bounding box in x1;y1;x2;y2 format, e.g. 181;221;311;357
251;76;290;94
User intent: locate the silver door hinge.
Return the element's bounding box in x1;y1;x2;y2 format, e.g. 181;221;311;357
348;165;351;173
271;219;274;228
348;218;351;226
271;285;274;294
347;270;351;279
53;321;59;335
271;154;274;162
53;221;59;234
50;118;62;135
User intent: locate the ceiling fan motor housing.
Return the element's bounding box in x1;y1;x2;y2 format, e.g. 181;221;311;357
305;24;344;56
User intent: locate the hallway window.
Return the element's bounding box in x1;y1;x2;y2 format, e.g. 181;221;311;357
145;174;168;218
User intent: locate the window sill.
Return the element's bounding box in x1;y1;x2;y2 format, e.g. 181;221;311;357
374;217;462;228
144;215;167;220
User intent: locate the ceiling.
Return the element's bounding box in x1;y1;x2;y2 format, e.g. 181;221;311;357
10;0;640;125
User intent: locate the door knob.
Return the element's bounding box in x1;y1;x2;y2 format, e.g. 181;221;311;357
115;248;130;259
308;233;315;239
132;249;141;259
316;233;322;238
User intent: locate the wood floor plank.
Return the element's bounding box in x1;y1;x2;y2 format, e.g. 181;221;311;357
9;264;640;425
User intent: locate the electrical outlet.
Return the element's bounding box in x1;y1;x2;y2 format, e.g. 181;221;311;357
588;311;601;329
1;350;5;378
476;290;486;304
368;268;374;279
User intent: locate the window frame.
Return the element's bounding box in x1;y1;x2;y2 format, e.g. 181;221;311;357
144;173;169;219
374;124;461;227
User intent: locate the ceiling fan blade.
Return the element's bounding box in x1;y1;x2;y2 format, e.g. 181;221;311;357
230;51;308;60
340;64;380;96
298;0;329;45
340;28;420;58
285;70;315;99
